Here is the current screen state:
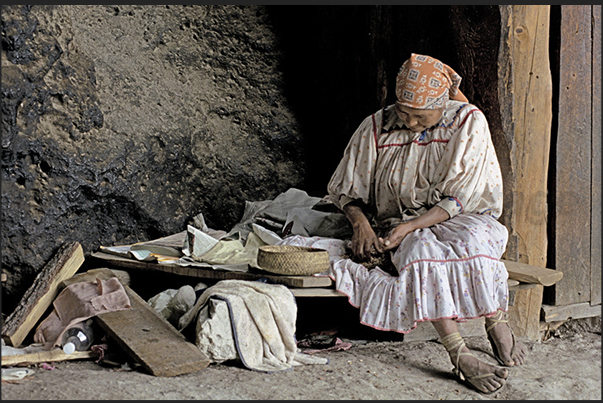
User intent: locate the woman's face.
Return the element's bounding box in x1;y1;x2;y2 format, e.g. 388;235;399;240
395;103;444;133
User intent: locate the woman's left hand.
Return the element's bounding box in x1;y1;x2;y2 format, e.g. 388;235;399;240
378;205;451;252
379;223;413;251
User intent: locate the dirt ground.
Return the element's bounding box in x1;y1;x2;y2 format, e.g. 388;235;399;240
1;304;600;400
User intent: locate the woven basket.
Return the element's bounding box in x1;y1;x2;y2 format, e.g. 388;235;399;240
257;245;330;276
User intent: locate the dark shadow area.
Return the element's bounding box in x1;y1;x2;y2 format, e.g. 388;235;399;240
266;5;458;196
545;5;561;306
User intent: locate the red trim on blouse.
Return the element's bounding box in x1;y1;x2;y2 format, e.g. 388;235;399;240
376;106;481;150
458;108;479;128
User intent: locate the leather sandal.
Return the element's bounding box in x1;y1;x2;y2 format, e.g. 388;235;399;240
485;310;517;366
441;332;505;394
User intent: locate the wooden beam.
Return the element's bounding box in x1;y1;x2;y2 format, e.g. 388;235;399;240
95;283;210;377
554;5;593;305
506;5;553;267
541;302;601;322
1;350;95;367
2;242;84;348
91;251;333;288
590;4;601;306
508;284;543;341
502;259;563;287
59;266;210;376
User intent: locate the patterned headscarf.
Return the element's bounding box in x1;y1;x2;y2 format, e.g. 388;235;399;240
395;53;468;110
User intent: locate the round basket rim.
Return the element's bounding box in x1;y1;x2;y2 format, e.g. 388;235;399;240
257;245;330;276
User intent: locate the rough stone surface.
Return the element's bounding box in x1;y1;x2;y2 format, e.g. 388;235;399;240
1;5;305;311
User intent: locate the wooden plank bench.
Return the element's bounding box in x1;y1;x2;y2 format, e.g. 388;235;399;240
91;252;564;342
91;251;332;288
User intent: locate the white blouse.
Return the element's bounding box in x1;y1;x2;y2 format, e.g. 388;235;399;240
327;100;504;226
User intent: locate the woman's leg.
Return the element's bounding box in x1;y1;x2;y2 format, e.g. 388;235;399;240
432;318;508;393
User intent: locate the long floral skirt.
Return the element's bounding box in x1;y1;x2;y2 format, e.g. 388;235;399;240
278;214;509;334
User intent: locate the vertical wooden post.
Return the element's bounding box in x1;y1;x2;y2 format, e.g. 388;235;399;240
590;5;601;306
501;5;553;268
554;5;593;305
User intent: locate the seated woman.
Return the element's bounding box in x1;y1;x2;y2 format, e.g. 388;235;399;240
281;53;527;394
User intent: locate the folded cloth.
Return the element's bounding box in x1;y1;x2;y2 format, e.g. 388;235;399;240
33;277;131;350
179;279;328;372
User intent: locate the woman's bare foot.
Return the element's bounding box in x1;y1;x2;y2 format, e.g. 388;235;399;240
453;345;508;393
487;321;528;366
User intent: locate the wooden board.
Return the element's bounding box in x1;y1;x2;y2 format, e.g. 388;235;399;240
2;242;84;348
62;267;210;377
91;251;333;288
502;259;563;287
1;350;95;367
541;302;602;322
508;5;553;267
508;284;543;342
554;5;593;305
95;283;210;377
591;5;601;306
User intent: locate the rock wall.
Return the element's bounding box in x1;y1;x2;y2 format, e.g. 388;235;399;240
1;5;306;310
2;5;506;315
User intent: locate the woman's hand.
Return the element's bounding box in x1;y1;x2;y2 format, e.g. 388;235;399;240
343;203;383;260
380;205;451;252
379;222;414;252
350;220;383;260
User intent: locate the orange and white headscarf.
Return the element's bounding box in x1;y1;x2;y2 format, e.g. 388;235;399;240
395;53;468;110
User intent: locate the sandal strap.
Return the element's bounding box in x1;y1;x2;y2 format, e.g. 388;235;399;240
485;310;508;333
441;332;468;371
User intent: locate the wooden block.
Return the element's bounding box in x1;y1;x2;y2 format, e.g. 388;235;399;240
91;251;333;288
541;302;602;322
1;350;95;367
2;242;84;348
60;268;131;289
95;283;210;377
502;259;563;286
508;284;543;342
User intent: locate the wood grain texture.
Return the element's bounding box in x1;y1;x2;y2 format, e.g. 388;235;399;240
95;284;210;377
554;5;593;305
57;266;209;377
508;284;543;341
508;5;553;267
502;260;563;287
541;302;602;322
590;5;601;305
2;242;84;347
1;350;95;367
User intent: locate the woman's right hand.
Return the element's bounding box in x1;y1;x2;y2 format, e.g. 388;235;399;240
343;203;383;260
350;221;383;260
